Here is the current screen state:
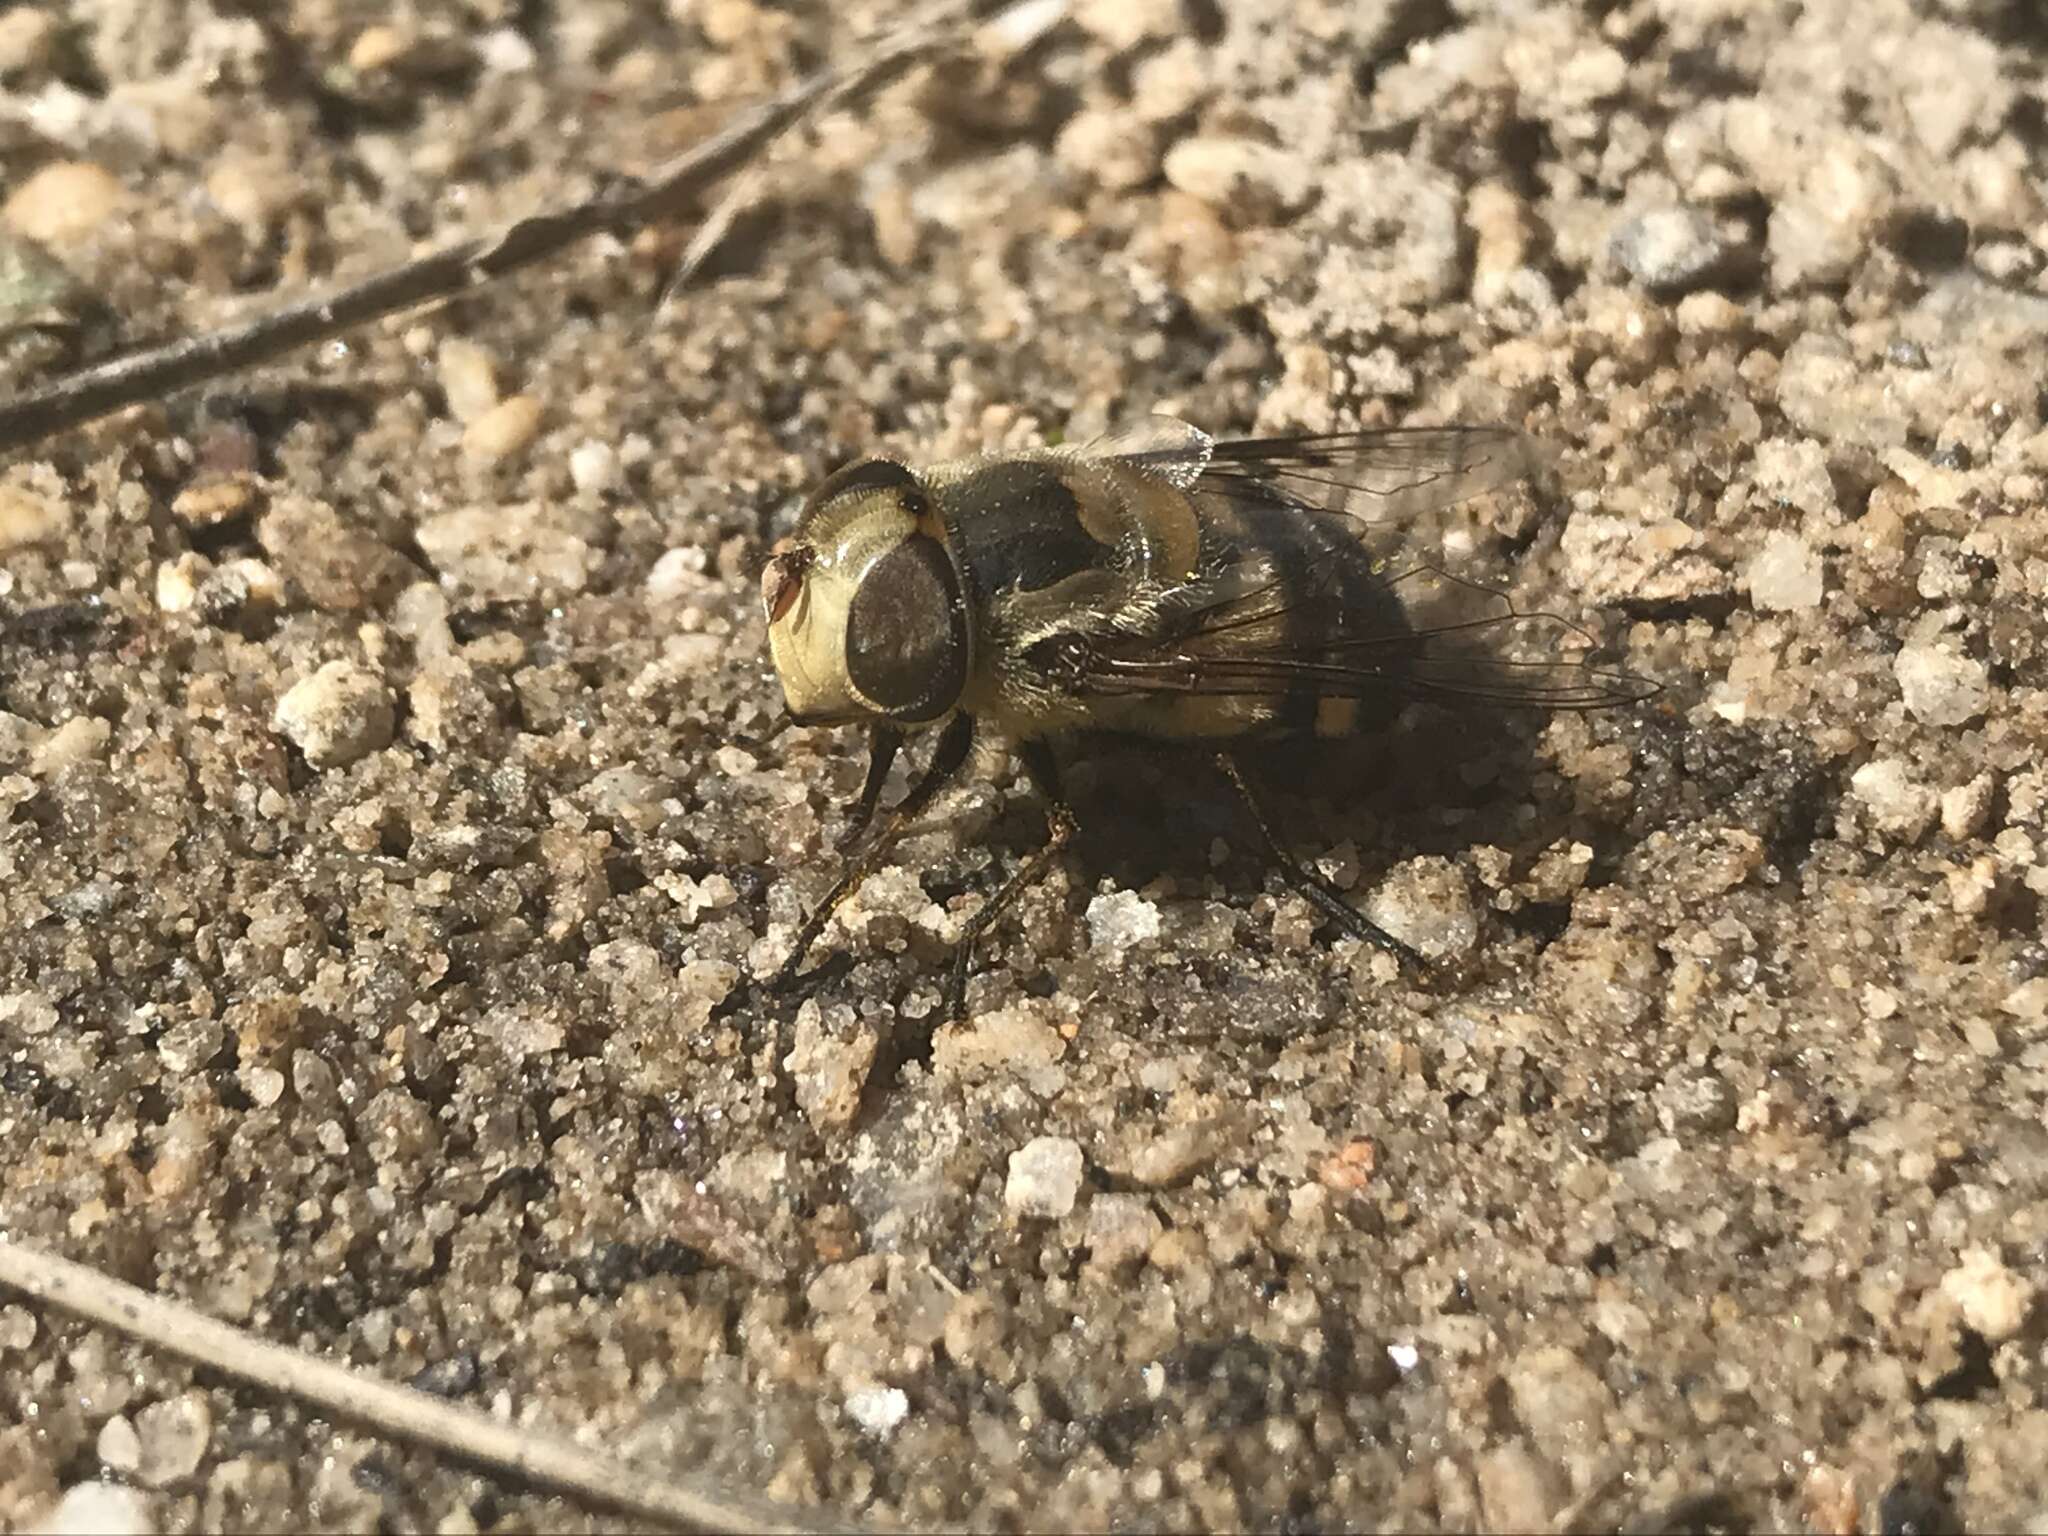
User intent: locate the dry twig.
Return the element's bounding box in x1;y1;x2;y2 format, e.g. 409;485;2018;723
0;1236;862;1534
0;0;983;454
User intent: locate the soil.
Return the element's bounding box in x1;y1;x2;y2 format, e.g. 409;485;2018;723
3;0;2047;1530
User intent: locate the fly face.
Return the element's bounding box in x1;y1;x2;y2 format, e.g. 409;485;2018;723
762;459;972;727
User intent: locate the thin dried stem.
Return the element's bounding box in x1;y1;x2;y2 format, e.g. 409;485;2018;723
0;1236;863;1535
0;0;978;454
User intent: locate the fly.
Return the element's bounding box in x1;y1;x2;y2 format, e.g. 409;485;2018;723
754;415;1658;1023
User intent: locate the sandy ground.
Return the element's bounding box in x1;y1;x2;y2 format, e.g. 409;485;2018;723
2;0;2047;1530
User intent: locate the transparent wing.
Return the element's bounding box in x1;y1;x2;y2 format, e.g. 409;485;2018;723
1196;426;1548;523
1078;414;1215;489
1069;562;1655;712
1073;569;1662;712
1083;418;1544;523
1056;419;1651;714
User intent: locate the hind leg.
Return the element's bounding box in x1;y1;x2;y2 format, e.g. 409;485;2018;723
1215;752;1420;967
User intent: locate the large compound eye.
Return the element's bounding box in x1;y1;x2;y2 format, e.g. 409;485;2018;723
845;534;967;722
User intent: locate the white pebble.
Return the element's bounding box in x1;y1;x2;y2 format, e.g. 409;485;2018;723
1939;1248;2033;1342
845;1384;909;1438
1005;1135;1084;1219
1850;758;1935;838
1894;640;1989;727
646;545;711;602
1086;889;1161;959
462;394;543;462
30;1484;155;1536
1162;135;1312;221
1365;856;1480;961
96;1414;140;1473
436;338;499;423
781;1000;878;1133
274;660;395;769
568;440;621;495
155;554;209;613
1744;530;1824;612
133;1392;210;1487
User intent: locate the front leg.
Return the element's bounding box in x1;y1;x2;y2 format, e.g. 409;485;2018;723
836;723;903;853
941;738;1073;1023
770;713;975;996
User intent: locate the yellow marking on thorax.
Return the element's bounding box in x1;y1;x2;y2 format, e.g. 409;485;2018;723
1060;457;1202;585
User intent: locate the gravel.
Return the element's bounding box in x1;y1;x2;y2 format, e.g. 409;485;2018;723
1607;205;1728;294
3;0;2047;1531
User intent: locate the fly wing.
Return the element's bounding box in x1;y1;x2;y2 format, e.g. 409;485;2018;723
1052;422;1652;715
1083;418;1544;523
1196;425;1548;524
1077;415;1215;489
1073;561;1657;713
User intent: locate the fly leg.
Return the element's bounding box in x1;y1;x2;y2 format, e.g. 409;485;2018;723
835;723;903;853
769;714;974;997
1216;753;1422;967
941;739;1073;1025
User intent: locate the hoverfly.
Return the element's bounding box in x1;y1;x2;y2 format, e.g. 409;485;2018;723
755;415;1655;1023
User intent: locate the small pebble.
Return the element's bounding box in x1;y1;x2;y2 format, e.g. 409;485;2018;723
156;554;208;614
1125;1123;1219;1187
348;24;410;73
931;1001;1066;1076
1162;136;1313;224
437;339;500;423
0;1303;36;1349
1609;206;1726;294
200;557;286;620
133;1392;211;1487
1005;1135;1084;1220
1085;889;1161;960
1745;530;1825;612
1364;857;1480;962
463;394;543;462
845;1384;909;1438
1056;107;1160;192
30;1484;155;1536
0;8;56;76
1894;640;1989;727
568;440;622;495
98;1415;141;1472
0;991;58;1038
1675;291;1744;334
1849;759;1935;839
1081;1194;1163;1271
1941;773;1993;841
30;716;108;777
274;660;396;769
4;162;126;246
258;497;416;613
171;477;256;529
0;485;67;551
1938;1248;2033;1342
782;1001;878;1132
